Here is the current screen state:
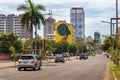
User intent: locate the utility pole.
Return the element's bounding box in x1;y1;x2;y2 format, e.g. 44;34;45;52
116;0;118;35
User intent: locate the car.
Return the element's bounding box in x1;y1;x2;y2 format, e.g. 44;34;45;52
105;53;111;58
62;52;69;57
18;54;42;71
84;54;88;59
79;53;87;60
55;54;65;63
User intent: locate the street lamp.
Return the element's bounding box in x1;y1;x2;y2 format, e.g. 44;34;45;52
101;20;116;35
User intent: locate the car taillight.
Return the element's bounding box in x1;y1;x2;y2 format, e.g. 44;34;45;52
31;60;34;64
18;60;21;64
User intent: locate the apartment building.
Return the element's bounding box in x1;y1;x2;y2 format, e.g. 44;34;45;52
0;14;6;33
0;14;29;38
44;17;55;40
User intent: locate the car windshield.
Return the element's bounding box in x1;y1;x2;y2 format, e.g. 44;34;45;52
20;56;34;60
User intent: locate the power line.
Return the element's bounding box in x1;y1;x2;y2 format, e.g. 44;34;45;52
85;4;116;17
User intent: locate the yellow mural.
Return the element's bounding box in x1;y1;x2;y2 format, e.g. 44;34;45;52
55;21;73;44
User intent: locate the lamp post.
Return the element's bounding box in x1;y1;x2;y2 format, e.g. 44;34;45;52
101;20;116;36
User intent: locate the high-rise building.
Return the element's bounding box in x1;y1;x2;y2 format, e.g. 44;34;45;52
6;14;14;32
70;7;85;40
0;14;6;33
44;17;55;40
94;31;100;43
0;14;29;38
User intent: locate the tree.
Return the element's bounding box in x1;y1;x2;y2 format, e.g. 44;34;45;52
0;32;23;54
54;41;69;54
69;42;77;54
46;40;56;55
17;0;45;54
76;41;86;54
9;46;17;66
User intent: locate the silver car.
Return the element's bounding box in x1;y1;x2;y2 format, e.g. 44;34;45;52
18;54;42;71
55;54;65;63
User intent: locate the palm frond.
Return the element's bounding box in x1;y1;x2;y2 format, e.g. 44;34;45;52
17;4;28;11
34;4;46;11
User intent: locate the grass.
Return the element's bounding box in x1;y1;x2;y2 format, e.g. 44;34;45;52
109;60;120;80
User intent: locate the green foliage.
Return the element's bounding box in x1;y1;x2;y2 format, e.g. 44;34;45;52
102;36;120;68
9;46;16;61
54;41;69;54
109;61;120;80
17;0;46;53
0;32;23;54
69;42;77;54
76;42;86;53
46;40;56;55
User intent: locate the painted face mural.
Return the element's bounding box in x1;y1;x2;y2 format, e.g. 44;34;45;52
57;24;71;41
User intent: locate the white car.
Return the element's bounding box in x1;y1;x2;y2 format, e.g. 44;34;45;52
18;54;42;71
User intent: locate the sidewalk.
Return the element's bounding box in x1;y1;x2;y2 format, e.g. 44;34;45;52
0;60;54;69
0;61;16;69
0;57;76;69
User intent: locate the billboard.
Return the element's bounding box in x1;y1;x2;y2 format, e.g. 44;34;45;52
55;21;73;44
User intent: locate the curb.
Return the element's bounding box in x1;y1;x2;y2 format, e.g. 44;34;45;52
0;61;55;70
0;66;16;69
0;58;73;70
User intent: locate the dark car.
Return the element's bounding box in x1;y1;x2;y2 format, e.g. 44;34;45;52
55;54;65;63
85;54;88;59
79;53;87;60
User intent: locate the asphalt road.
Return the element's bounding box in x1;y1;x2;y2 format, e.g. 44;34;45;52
0;54;108;80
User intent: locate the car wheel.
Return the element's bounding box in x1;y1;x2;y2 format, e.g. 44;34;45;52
38;65;41;70
24;68;26;71
33;66;37;71
18;68;21;71
62;60;65;63
33;64;39;71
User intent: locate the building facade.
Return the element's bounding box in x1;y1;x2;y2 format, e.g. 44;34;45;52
70;7;85;40
94;31;101;43
0;14;29;38
44;17;55;40
0;14;6;33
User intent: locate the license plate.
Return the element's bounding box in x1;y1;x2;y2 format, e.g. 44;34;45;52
22;61;29;64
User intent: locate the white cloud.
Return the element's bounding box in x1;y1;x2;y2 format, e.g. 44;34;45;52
0;0;119;37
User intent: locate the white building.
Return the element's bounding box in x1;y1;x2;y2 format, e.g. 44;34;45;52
0;14;29;38
0;14;6;33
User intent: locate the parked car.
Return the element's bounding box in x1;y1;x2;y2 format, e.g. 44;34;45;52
85;54;88;59
79;53;87;60
55;54;65;63
62;52;70;57
105;53;111;58
18;54;42;71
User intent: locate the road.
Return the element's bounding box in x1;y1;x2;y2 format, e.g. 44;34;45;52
0;54;108;80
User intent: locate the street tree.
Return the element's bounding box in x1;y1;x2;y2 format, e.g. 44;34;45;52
0;32;23;55
54;41;69;54
69;42;77;54
17;0;45;54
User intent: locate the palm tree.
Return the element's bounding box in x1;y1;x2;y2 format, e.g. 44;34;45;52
17;0;45;54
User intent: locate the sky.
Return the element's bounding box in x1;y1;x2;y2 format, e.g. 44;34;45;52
0;0;120;38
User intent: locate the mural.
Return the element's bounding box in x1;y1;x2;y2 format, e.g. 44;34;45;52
57;24;71;41
55;21;73;44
